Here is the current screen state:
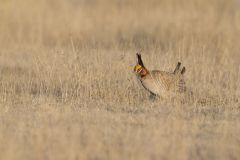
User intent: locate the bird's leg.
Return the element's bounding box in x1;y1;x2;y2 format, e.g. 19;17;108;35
149;93;158;101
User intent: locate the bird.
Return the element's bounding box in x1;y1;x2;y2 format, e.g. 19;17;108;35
133;53;186;99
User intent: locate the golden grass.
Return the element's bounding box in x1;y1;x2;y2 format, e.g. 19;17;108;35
0;0;240;159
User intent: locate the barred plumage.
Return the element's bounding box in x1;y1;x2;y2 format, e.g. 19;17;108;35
134;53;186;98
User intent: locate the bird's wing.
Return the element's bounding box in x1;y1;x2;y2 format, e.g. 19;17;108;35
150;70;177;91
151;70;186;92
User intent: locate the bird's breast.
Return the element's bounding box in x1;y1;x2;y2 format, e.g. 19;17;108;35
140;77;165;96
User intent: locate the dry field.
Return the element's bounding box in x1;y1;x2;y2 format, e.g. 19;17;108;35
0;0;240;159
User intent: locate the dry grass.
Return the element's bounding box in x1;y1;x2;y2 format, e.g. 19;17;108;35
0;0;240;159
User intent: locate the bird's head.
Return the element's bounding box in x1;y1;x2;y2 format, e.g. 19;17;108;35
133;64;149;77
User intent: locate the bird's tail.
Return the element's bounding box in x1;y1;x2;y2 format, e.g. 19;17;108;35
173;62;186;75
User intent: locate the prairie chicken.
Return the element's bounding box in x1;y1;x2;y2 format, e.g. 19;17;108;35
133;53;186;98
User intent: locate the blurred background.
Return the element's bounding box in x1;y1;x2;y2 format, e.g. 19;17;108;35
1;0;240;51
